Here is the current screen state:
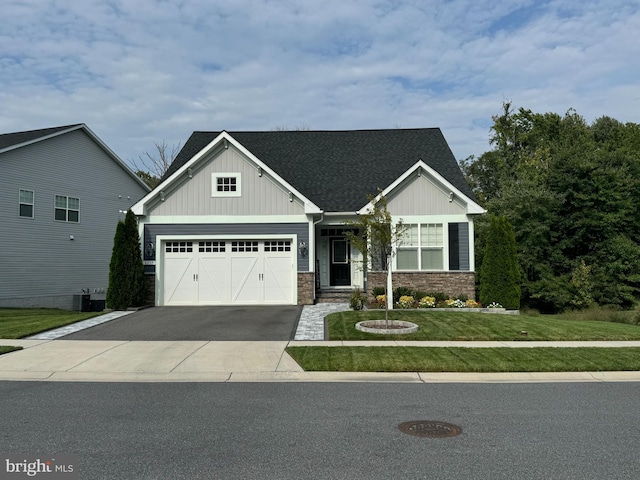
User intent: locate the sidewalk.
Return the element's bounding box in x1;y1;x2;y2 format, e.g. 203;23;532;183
0;306;639;383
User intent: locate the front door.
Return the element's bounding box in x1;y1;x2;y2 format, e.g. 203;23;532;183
330;238;350;286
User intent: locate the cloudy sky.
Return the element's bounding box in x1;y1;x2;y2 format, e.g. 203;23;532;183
1;0;639;169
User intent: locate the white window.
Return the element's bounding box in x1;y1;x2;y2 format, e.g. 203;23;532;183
397;223;443;270
55;195;79;222
212;173;241;197
19;189;34;218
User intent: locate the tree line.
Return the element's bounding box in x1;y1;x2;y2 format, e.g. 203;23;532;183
462;103;640;312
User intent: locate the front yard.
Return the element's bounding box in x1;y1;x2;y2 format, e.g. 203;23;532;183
326;310;640;341
0;308;102;339
285;310;640;372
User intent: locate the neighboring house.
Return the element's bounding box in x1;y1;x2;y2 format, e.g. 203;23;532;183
131;129;485;306
0;124;150;309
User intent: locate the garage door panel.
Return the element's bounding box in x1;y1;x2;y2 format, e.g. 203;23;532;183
164;257;197;305
198;257;231;304
231;256;261;303
263;256;293;304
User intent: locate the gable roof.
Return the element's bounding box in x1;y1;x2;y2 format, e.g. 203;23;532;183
163;128;477;212
0;123;150;191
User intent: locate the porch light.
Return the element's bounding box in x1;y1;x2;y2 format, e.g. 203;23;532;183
298;241;308;258
145;241;155;259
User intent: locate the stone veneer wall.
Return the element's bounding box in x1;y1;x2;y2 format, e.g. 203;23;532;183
297;272;315;305
367;271;476;299
143;274;156;306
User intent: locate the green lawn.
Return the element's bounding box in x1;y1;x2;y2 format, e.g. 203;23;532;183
0;346;22;355
327;310;640;341
0;308;102;339
286;346;640;372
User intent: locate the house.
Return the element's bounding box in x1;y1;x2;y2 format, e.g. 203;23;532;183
0;124;150;309
131;128;485;306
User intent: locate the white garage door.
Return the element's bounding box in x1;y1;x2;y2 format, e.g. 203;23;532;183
162;239;295;305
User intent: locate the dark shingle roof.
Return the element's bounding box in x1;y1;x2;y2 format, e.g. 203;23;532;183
165;128;475;212
0;124;82;152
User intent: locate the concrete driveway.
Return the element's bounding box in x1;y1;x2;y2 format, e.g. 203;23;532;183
61;306;303;341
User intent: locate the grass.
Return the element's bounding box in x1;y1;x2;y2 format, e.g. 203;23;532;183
326;310;640;341
286;346;640;372
0;346;22;355
0;308;102;339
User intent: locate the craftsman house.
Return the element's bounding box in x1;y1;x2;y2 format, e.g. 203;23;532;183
0;124;150;309
131;128;485;306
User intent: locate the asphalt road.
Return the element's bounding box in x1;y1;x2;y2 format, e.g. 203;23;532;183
61;306;303;341
1;381;639;479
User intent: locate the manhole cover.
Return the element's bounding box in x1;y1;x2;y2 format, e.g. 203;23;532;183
398;420;462;438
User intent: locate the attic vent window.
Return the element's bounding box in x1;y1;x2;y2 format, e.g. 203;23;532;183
217;177;236;192
212;173;241;197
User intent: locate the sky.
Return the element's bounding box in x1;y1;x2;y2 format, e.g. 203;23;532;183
1;0;639;170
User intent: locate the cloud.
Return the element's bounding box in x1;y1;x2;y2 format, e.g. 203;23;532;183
0;0;638;165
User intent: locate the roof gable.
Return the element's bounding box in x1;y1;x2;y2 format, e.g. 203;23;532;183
0;124;150;192
162;128;478;212
0;124;83;153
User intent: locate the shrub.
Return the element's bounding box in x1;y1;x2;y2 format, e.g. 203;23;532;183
479;215;521;310
393;286;413;304
372;286;386;298
396;295;415;309
412;290;428;301
372;294;387;309
418;296;436;308
107;210;145;310
428;292;448;303
349;288;366;311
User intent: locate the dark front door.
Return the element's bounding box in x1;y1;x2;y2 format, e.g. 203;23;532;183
330;238;351;286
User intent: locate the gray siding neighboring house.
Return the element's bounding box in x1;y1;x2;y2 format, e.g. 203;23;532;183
132;128;485;307
0;124;150;309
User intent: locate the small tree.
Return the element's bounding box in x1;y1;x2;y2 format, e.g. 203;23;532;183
345;192;406;327
479;215;521;309
107;210;145;310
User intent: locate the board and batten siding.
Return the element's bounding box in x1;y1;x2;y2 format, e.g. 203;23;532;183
148;146;305;217
387;172;467;216
144;223;310;272
0;129;148;308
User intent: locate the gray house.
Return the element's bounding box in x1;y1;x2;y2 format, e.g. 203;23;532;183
131;128;485;306
0;124;150;309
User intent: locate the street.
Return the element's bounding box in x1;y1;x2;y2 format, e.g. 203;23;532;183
1;382;639;479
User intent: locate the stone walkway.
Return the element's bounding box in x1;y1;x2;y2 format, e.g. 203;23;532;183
294;303;350;340
27;311;135;340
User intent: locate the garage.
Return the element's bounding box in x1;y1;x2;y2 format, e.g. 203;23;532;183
161;239;295;306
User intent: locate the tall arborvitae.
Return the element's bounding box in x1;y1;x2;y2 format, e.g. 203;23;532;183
107;210;145;310
479;215;521;309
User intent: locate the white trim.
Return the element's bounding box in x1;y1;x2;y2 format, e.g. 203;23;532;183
357;160;485;215
143;214;310;224
155;233;298;306
132;131;322;216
